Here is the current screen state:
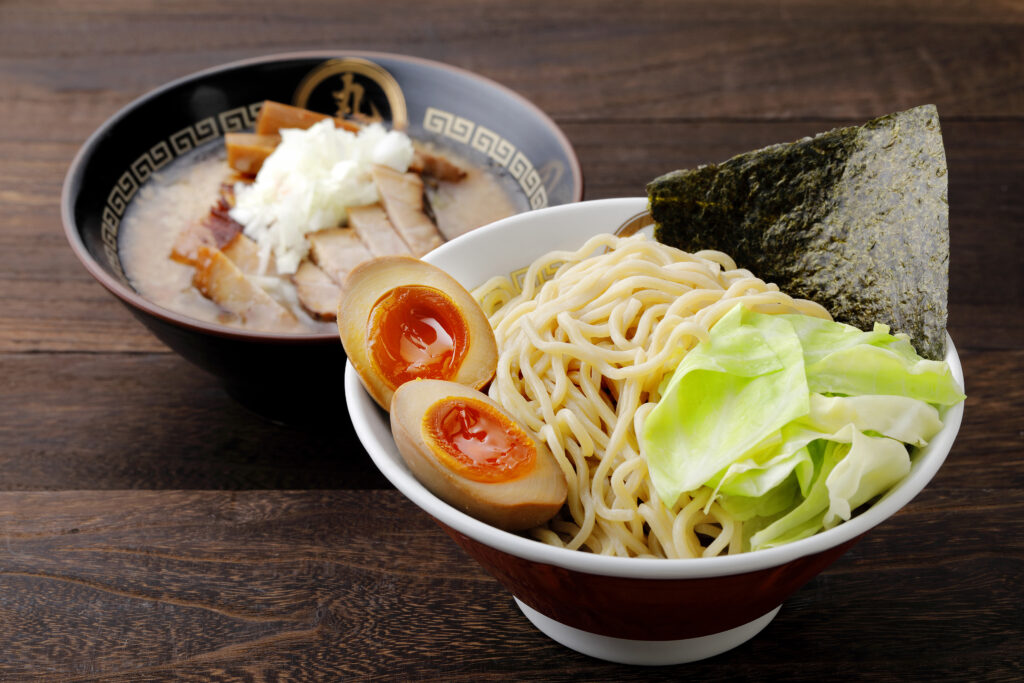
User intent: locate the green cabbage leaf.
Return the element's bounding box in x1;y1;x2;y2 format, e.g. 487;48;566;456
641;304;965;551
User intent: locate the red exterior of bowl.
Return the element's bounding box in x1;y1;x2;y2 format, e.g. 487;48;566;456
440;522;861;641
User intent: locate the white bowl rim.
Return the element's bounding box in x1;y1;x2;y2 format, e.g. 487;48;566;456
345;197;965;580
61;49;584;343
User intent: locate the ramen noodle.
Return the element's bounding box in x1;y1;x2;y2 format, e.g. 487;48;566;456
473;232;830;558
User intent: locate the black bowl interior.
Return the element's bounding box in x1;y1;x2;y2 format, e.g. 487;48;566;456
61;52;582;420
63;51;583;338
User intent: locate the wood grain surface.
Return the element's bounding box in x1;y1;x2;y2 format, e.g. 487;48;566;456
1;0;1022;680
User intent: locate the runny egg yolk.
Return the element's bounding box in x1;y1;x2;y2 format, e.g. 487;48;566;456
368;285;469;389
424;397;535;483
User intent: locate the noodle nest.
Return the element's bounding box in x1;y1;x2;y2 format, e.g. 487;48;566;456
473;232;829;558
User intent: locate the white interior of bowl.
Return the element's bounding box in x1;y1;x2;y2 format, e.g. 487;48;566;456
345;197;965;580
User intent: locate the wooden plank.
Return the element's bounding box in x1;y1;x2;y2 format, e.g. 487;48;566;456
0;1;1022;120
0;353;390;491
0;488;1019;680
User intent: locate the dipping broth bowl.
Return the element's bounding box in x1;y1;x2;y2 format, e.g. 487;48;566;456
344;197;965;665
62;51;582;420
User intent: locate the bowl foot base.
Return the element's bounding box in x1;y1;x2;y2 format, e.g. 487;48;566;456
514;599;781;666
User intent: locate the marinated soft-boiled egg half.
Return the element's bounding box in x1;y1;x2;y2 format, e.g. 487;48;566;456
390;379;568;531
339;256;498;410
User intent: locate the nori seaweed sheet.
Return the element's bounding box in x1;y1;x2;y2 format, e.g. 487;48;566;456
647;105;949;360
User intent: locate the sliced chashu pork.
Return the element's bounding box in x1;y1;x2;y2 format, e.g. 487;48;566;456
347;203;412;257
221;233;275;276
292;260;343;321
171;186;243;265
225;133;281;177
370;165;444;256
410;145;467;182
308;227;373;285
192;245;301;332
222;233;341;323
295;205;414;321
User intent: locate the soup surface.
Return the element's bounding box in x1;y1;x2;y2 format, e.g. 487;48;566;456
120;135;524;333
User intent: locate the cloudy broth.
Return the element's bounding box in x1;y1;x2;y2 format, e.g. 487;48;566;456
119;140;524;333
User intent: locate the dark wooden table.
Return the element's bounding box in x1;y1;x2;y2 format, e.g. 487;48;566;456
2;1;1022;680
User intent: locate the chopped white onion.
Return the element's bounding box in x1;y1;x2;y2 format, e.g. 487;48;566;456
230;119;414;275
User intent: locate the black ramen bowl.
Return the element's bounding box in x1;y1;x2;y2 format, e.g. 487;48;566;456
61;51;583;421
